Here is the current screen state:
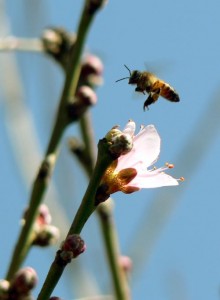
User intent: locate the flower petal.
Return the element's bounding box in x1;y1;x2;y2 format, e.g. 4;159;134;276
116;125;161;171
122;120;136;137
128;170;179;188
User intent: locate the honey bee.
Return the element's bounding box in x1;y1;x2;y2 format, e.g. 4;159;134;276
116;65;180;110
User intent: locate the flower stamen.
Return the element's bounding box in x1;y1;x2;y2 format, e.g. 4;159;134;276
165;162;174;169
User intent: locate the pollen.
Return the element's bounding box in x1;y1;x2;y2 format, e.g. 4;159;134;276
179;177;185;181
165;162;174;169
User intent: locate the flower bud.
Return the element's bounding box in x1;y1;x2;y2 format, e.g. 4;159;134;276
80;54;103;86
60;234;86;263
0;279;10;299
42;27;76;69
105;126;133;158
32;224;60;247
37;204;52;225
22;204;52;227
76;85;97;107
67;86;97;122
118;256;133;273
10;267;38;295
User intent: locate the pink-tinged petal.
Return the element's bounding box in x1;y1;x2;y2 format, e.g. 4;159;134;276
128;171;179;188
116;125;161;171
122;120;136;137
133;125;161;165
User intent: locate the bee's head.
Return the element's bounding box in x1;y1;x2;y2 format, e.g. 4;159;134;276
129;70;141;84
116;65;137;83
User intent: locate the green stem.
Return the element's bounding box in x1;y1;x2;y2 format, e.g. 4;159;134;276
67;139;112;235
37;139;114;300
98;203;130;300
37;258;66;299
77;113;130;299
79;111;97;171
6;155;56;280
6;0;100;281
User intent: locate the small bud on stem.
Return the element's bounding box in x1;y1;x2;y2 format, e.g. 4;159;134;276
59;235;86;264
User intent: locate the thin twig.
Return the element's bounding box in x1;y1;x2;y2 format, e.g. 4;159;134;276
0;36;44;52
37;138;114;300
73;112;130;299
5;0;100;280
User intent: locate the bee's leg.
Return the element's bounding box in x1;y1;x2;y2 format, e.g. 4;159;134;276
143;94;154;111
135;87;145;95
143;90;160;111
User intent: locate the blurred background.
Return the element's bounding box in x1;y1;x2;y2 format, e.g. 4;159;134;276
0;1;220;299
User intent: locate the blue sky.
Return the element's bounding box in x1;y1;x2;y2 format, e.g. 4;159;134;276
1;1;220;299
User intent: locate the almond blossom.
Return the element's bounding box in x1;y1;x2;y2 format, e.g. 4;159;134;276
100;120;183;196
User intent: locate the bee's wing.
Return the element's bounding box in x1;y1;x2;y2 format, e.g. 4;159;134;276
144;60;174;74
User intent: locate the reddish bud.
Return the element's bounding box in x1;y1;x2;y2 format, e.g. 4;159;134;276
23;203;52;227
76;85;97;107
80;54;103;86
60;234;86;262
67;86;97;121
37;204;52;225
10;267;38;294
118;256;133;273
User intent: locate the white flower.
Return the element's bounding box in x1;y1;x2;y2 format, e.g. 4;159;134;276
100;120;183;195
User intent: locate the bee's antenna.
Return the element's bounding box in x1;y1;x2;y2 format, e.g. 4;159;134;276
115;64;132;82
124;64;132;76
115;77;130;82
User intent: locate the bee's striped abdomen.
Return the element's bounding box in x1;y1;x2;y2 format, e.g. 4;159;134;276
152;80;180;103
